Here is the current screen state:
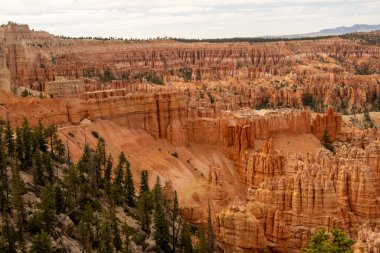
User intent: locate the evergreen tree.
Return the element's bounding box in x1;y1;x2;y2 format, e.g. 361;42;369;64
321;129;335;154
40;184;56;233
330;229;355;252
1;211;16;253
79;204;94;252
99;219;113;253
109;206;122;251
0;133;9;212
153;176;170;252
54;138;65;161
207;202;215;253
363;108;376;129
122;223;133;253
33;150;44;186
42;152;54;182
5;117;14;156
77;144;91;173
303;228;354;253
65;162;79;207
138;191;152;233
111;152;126;205
55;185;65;214
104;154;113;193
181;222;193;253
96;137;106;169
33;120;46;153
139;170;149;195
29;231;53;253
10;166;26;242
114;152;126;185
124;160;135;207
172;191;180;252
196;226;207;253
15;127;23;165
21;118;33;170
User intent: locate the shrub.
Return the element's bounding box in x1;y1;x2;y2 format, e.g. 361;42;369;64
146;73;164;85
207;91;215;104
28;212;44;235
179;68;192;82
303;228;354;253
321;129;335;154
21;89;29;97
91;131;99;139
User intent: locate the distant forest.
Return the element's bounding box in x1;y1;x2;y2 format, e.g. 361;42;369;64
58;34;336;43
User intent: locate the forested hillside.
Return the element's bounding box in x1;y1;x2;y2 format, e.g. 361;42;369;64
0;119;214;253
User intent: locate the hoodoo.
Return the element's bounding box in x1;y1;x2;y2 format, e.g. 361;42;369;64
0;20;379;253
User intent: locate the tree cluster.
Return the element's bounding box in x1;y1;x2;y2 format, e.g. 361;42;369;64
0;118;215;252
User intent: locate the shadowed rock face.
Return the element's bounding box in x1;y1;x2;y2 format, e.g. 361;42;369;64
1;23;380;252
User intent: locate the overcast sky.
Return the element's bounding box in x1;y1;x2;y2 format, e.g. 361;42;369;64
0;0;379;39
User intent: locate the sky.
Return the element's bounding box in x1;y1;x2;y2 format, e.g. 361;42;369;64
0;0;379;39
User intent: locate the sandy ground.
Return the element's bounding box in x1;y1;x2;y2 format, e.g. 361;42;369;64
58;119;246;220
58;119;321;221
341;112;380;131
255;133;322;154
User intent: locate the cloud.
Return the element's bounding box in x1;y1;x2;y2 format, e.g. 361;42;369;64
0;0;379;38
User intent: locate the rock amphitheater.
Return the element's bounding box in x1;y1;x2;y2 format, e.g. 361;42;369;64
1;23;380;252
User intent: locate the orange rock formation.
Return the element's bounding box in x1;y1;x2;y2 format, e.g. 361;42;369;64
0;23;379;252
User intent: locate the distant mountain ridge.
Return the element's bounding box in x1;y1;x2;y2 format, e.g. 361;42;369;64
265;24;380;39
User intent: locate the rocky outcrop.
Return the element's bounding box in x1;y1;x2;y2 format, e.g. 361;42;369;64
311;107;342;140
215;143;380;252
239;139;285;188
0;43;10;91
354;225;380;253
3;22;380;253
216;203;267;252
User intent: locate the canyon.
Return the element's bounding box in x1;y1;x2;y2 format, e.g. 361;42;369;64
0;22;380;252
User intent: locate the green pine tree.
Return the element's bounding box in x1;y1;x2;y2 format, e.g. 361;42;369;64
207;202;215;253
139;170;149;195
79;204;94;252
99;218;114;253
104;154;113;193
321;129;335;154
33;120;46;153
181;222;193;253
114;152;126;185
21;118;33;170
153;176;170;252
10;166;26;242
196;226;207;253
124;160;135;207
5;117;14;156
39;184;56;233
111;152;126;205
109;206;122;251
172;191;180;252
303;228;354;253
138;191;153;233
44;125;57;158
42;152;54;182
29;231;53;253
363;108;376;129
33;150;45;186
55;185;65;214
1;211;16;253
0;133;9;212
